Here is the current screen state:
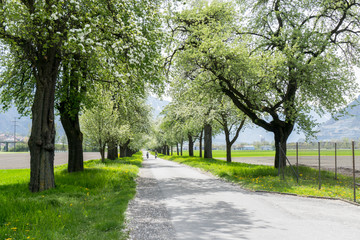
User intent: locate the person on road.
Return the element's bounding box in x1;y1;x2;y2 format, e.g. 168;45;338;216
146;152;149;159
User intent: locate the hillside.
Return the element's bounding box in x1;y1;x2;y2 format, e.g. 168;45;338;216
0;106;64;138
317;96;360;141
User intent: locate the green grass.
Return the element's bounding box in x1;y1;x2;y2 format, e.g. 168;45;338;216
0;152;142;240
180;149;359;158
159;154;360;202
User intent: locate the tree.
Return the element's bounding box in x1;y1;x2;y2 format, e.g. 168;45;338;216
213;96;246;162
0;0;164;191
80;87;129;162
167;0;360;167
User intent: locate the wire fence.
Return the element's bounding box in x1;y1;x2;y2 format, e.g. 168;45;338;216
280;141;360;202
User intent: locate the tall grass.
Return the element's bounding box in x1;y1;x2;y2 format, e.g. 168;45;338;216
0;152;142;240
159;154;360;202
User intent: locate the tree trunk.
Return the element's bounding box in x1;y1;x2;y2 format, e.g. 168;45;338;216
120;139;130;158
177;143;179;155
188;133;194;157
224;127;232;163
204;123;212;159
171;146;173;156
166;145;170;155
125;143;133;157
274;128;290;169
199;129;203;158
107;142;118;160
59;107;84;172
180;139;183;156
57;53;86;173
120;145;126;158
162;145;166;154
100;143;106;162
125;146;131;157
28;52;60;192
226;141;232;163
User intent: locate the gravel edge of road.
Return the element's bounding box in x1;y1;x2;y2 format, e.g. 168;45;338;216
124;158;176;240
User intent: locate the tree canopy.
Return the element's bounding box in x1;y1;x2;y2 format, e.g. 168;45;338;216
166;0;360;167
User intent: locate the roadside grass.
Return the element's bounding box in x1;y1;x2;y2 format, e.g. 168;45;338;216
0;152;142;240
159;154;360;202
180;149;359;158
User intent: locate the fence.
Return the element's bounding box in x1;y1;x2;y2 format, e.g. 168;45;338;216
280;141;360;202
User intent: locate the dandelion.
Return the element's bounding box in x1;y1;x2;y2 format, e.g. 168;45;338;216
11;227;17;231
70;203;73;207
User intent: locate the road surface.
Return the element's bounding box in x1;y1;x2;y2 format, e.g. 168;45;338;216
0;152;101;169
126;153;360;240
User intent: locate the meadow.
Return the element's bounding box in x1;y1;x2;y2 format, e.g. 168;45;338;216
0;153;142;240
180;149;360;158
158;154;360;203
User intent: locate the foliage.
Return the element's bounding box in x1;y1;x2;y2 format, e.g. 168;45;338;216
0;152;142;240
0;0;165;114
80;86;130;161
166;0;360;166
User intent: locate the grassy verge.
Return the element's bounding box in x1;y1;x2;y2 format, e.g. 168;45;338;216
180;149;360;158
159;154;360;202
0;152;142;240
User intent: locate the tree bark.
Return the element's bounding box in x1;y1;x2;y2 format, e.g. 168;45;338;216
28;49;60;192
59;105;84;172
180;139;183;156
176;143;179;155
199;128;203;158
223;118;245;163
99;143;106;162
120;139;130;158
125;145;133;157
204;123;212;159
274;126;292;168
107;142;118;160
162;145;166;154
188;133;194;157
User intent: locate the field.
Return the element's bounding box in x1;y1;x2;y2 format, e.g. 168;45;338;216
0;153;142;240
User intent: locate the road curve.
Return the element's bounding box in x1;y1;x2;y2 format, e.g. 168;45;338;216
126;153;360;240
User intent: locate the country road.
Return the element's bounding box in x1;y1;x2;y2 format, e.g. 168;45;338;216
126;153;360;240
0;152;101;169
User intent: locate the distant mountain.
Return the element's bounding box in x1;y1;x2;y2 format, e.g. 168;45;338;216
316;96;360;141
0;106;65;138
147;95;170;119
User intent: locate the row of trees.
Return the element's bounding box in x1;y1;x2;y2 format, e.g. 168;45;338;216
157;0;360;167
149;75;247;163
0;0;164;192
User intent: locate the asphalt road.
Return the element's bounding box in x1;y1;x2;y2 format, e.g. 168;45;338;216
0;152;101;169
127;153;360;240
